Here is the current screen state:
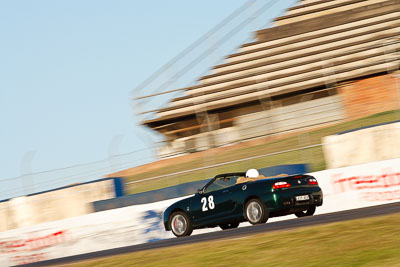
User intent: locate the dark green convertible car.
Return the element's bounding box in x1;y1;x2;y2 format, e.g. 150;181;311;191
163;170;323;237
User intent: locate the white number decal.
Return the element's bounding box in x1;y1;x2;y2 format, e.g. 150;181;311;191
208;195;215;209
201;197;208;211
201;195;215;211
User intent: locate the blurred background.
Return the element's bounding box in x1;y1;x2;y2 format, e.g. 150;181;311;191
2;1;400;266
1;0;399;234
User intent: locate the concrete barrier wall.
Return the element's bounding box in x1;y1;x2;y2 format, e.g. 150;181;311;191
323;121;400;168
0;201;12;233
0;197;181;266
0;178;123;232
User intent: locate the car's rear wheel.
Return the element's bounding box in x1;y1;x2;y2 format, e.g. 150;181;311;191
245;198;269;225
295;205;316;217
219;222;240;230
169;211;193;237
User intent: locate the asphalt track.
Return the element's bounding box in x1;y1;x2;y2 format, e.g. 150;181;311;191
20;202;400;267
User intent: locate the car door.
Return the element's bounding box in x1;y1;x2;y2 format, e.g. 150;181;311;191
228;182;249;215
190;177;236;225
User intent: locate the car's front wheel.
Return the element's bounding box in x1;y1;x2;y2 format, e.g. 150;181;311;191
245;198;269;225
295;205;316;217
219;222;240;230
169;211;193;237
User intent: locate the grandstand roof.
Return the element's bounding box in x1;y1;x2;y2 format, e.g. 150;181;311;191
145;0;400;127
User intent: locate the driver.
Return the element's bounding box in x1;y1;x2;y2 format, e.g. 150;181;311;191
236;168;261;184
245;168;259;178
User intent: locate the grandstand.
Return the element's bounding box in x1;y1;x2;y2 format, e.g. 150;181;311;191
138;0;400;157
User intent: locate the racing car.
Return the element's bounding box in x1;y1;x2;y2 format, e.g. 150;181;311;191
163;169;323;237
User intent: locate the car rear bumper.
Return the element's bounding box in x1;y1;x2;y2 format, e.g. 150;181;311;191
271;187;323;212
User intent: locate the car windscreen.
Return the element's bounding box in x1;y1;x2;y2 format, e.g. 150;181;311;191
204;176;238;193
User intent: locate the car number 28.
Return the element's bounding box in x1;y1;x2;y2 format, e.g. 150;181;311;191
201;195;215;211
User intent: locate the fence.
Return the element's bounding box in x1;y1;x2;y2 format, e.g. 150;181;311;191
0;146;157;200
1;107;399;201
1;0;399;201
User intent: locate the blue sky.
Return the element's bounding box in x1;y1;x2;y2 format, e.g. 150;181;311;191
0;0;295;195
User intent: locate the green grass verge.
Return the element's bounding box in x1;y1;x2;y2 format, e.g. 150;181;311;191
69;212;400;267
126;110;400;194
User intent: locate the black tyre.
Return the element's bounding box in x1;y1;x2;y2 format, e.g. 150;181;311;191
295;205;316;218
169;211;193;237
245;198;269;225
219;222;240;230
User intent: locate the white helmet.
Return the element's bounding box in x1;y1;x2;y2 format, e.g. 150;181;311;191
246;168;259;178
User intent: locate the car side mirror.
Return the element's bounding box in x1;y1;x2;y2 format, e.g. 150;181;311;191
197;189;203;195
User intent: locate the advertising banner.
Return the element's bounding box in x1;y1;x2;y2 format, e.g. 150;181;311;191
314;157;400;214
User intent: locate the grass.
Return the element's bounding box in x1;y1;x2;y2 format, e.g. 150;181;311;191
125;110;400;194
69;212;400;267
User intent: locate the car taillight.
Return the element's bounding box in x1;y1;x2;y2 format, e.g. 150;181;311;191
308;178;318;185
273;181;291;189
